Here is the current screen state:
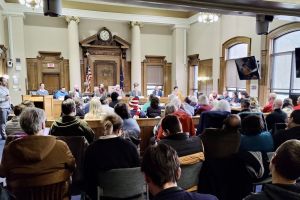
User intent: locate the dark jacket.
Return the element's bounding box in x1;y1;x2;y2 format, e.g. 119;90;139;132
147;106;162;118
154;187;218;200
109;100;119;108
273;126;300;149
266;109;287;132
49;116;95;144
159;133;203;157
84;136;140;200
244;183;300;200
201;128;240;159
198;155;253;200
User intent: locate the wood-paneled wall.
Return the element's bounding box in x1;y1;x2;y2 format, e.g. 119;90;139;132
26;52;70;94
0;45;7;77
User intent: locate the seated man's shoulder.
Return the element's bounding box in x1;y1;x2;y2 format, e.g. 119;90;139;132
243;192;268;200
184;191;218;200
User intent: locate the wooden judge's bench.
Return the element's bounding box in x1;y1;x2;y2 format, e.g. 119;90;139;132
22;95;63;120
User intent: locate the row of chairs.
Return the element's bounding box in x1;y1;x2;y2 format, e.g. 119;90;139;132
4;135;203;200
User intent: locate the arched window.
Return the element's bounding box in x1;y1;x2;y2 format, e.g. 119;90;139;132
219;36;251;94
226;43;248;92
270;30;300;99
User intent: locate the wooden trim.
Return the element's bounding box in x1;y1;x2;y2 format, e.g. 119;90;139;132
187;54;200;95
142;55;171;96
220;36;251;94
259;22;300;105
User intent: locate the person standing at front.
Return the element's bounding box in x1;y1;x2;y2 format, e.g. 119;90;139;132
0;77;10;140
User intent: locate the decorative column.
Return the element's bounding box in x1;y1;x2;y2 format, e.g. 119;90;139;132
66;16;81;91
130;21;142;91
6;13;27;105
172;25;189;96
0;11;5;45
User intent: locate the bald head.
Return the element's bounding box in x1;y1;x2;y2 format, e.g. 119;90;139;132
223;114;241;130
273;99;283;110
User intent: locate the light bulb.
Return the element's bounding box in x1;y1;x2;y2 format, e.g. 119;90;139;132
19;0;25;5
213;15;219;22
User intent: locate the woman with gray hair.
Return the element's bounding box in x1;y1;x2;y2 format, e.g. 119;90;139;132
0;107;75;198
195;95;212;115
212;99;231;112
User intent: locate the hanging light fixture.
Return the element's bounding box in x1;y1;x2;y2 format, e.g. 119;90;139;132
198;13;219;23
19;0;43;9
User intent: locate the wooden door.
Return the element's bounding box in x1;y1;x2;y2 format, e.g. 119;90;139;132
43;74;60;94
94;61;117;88
198;59;213;96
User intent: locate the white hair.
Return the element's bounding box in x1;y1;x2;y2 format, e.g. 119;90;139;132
213;100;231;112
190;96;198;104
198;95;209;105
273;99;283;109
20;107;45;135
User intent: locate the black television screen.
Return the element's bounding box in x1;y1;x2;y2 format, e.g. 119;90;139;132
295;48;300;78
235;56;260;80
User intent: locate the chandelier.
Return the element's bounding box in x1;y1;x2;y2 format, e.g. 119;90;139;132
19;0;43;9
198;13;219;23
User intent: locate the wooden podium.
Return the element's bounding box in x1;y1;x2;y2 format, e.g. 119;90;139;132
22;95;54;119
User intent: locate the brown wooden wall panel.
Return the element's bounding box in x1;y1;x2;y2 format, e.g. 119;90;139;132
26;52;69;94
26;58;38;92
165;63;172;96
124;61;131;93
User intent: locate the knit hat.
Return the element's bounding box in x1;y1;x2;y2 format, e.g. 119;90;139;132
129;97;140;110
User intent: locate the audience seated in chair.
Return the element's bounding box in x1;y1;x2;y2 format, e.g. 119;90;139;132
74;98;85;119
273;110;300;149
266;99;287;133
244;140;300;200
159;115;204;159
100;96;115;115
49;99;95;144
195;95;212;116
201;114;241;159
182;96;195;116
83;114;140;200
282;98;294;117
262;93;276;113
147;96;162;118
240;115;274;152
196;100;231;135
240;99;251;113
108;92;120;108
128;96;147;118
142;94;154;113
84;97;106;119
5;104;25;136
0;107;75;200
156;99;195;140
142;143;218;200
114;102;141;138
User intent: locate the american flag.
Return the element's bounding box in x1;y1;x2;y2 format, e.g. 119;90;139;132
85;65;92;92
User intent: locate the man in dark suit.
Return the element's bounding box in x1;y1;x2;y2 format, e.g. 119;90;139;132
266;99;287;133
152;86;162;97
273;110;300;149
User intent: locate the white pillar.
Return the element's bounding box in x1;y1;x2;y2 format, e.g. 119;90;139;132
6;14;27;105
0;11;5;45
66;16;81;91
172;25;189;96
130;21;142;91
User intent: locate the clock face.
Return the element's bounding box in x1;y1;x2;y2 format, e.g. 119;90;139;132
99;30;110;41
